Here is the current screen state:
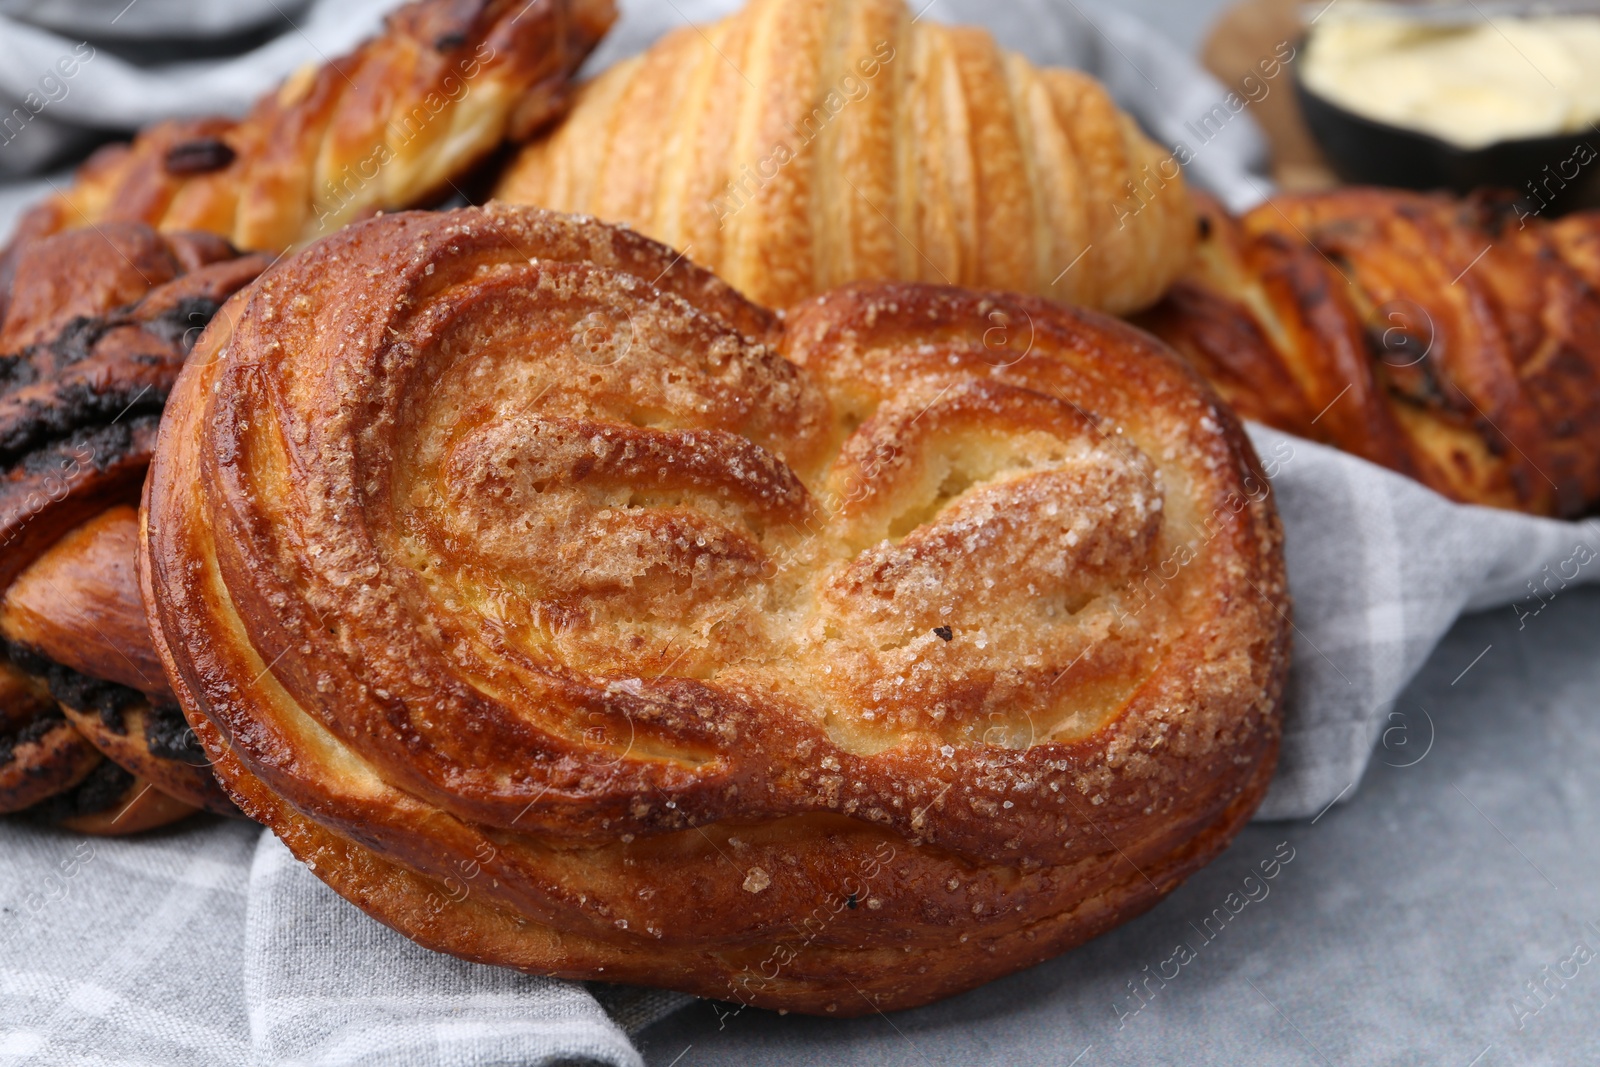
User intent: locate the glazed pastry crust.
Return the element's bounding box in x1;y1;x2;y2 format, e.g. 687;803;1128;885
143;205;1288;1014
493;0;1194;315
0;224;264;826
3;508;172;698
1141;189;1600;517
2;0;614;266
2;507;234;815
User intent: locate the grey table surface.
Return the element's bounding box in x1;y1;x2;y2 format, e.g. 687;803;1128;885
639;586;1600;1065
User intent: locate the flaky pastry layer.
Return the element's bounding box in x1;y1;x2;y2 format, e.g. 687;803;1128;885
3;0;613;267
495;0;1194;315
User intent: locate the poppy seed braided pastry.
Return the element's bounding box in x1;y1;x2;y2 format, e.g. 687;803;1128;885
3;506;234;819
142;205;1289;1013
0;223;264;829
2;0;618;835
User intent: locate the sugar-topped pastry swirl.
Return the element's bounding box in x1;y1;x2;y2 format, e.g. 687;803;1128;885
143;204;1290;1014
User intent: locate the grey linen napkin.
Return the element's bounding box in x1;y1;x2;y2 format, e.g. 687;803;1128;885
1;0;1597;1064
0;819;643;1066
1243;425;1600;820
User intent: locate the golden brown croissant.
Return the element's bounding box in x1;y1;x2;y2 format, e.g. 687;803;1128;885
493;0;1194;315
1141;189;1600;517
1;0;614;275
142;204;1288;1013
0;224;264;830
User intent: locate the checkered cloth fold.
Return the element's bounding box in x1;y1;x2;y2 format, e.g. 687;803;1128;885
1244;425;1600;820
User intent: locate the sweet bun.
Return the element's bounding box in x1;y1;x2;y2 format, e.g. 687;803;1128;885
143;204;1288;1013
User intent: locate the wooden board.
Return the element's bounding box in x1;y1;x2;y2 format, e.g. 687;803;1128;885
1201;0;1341;190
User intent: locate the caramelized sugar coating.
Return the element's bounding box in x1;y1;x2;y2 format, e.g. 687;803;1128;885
1142;189;1600;517
143;205;1289;1014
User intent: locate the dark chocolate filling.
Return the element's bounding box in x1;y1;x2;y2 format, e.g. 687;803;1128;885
11;414;151;478
0;291;223;466
163;138;236;177
14;289;219;373
142;296;223;351
30;312;110;369
0;352;25;390
0;383;167;464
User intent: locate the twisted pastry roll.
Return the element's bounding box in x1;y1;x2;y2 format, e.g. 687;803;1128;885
4;507;233;816
0;225;268;588
1;475;243;832
0;658;93;814
143;205;1288;1013
493;0;1194;315
0;223;263;829
1;0;614;277
1141;190;1600;517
